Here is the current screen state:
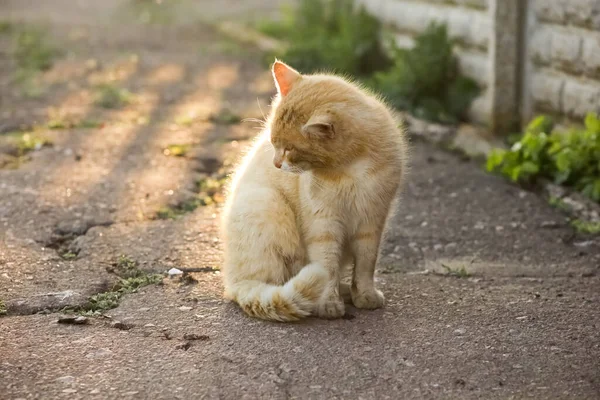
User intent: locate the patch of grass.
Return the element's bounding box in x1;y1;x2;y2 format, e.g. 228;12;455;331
156;197;208;220
209;109;242;125
93;84;133;109
155;176;228;219
45;118;104;130
76;273;164;315
258;1;477;124
0;21;14;35
487;113;600;203
13;27;58;72
78;119;104;129
258;0;391;76
442;263;471;278
112;254;145;278
174;114;196;127
60;251;78;260
5;131;53;157
8;26;59;97
549;196;570;212
0;298;7;316
371;23;479;124
163;143;190;157
571;219;600;235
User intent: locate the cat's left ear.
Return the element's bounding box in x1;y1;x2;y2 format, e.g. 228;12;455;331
301;114;335;140
272;60;301;97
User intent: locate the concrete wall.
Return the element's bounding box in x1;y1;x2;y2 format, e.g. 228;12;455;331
524;0;600;122
358;0;600;133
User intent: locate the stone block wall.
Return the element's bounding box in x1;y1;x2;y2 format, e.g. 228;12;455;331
358;0;600;133
524;0;600;121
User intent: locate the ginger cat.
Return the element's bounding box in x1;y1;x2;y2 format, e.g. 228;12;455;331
221;61;407;321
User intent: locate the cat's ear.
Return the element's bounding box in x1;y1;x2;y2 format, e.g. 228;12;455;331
301;114;335;140
272;60;301;97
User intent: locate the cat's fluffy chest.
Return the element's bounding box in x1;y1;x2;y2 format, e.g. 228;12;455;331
299;158;392;233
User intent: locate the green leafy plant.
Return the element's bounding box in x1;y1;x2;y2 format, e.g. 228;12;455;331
371;23;479;124
442;263;471;278
76;274;164;315
258;0;390;76
13;27;57;72
163;144;190;157
94;84;133;109
571;219;600;234
487;113;600;202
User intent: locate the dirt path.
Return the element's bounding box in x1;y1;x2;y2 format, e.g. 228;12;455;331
1;1;599;399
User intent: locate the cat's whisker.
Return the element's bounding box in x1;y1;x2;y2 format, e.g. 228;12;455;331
256;97;267;122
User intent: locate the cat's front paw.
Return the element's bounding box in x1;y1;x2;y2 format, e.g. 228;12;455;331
351;287;385;310
315;298;345;319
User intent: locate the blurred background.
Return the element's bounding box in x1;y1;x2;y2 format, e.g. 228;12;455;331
1;1;599;398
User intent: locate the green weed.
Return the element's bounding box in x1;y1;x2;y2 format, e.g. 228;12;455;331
4;131;53;157
13;27;58;72
0;21;14;35
78;274;163;315
258;0;390;76
371;23;479;124
8;26;59;96
571;219;600;235
548;196;570;212
94;84;133;109
442;263;471;278
209;109;242;125
60;251;78;260
156;197;208;219
487;113;600;203
155;176;228;219
163;144;190;157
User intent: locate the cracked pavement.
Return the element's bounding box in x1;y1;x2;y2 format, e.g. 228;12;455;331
1;1;599;399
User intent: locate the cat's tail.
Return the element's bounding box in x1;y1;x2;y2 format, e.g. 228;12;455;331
228;263;328;322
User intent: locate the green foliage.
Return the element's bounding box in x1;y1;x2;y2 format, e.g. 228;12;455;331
13;27;58;72
94;84;133;109
259;2;478;124
47;118;104;130
5;131;53;157
60;251;78;260
209;109;242;125
114;255;145;278
442;263;471;278
7;26;59;96
571;219;600;235
164;144;190;157
258;0;390;76
156;176;227;219
79;273;164;315
487;113;600;202
371;23;479;124
0;21;14;35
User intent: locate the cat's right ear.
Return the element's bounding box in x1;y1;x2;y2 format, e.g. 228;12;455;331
272;60;301;97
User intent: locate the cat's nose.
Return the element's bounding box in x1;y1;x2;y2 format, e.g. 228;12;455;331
273;158;282;169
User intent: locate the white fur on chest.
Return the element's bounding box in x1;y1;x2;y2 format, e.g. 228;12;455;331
302;158;387;232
